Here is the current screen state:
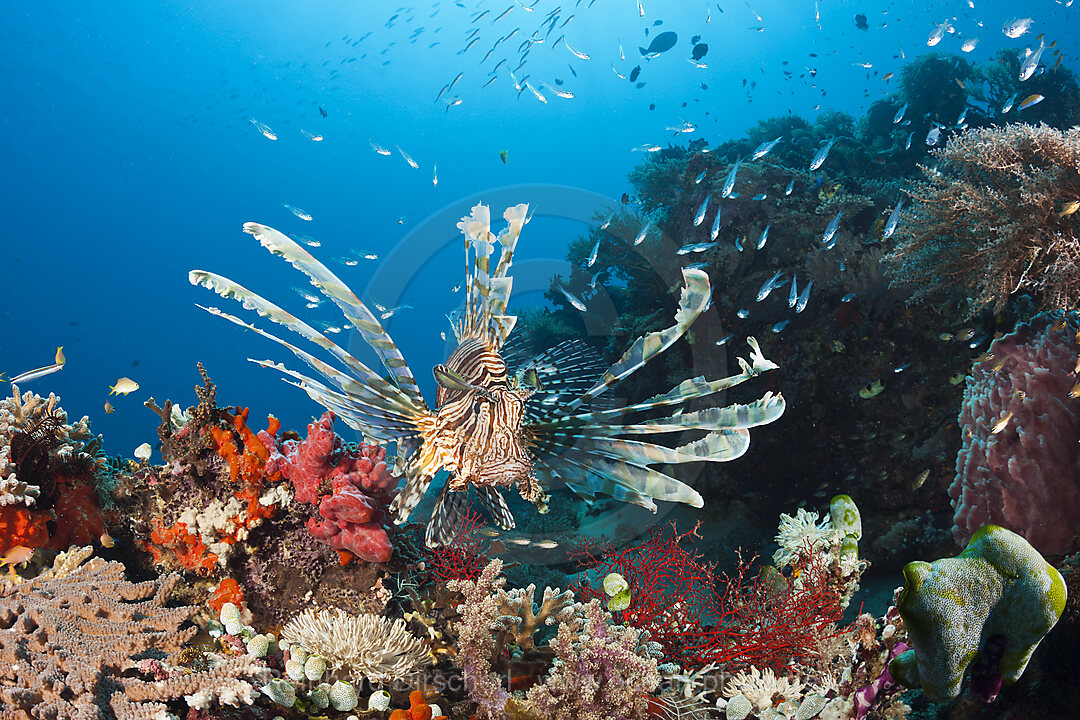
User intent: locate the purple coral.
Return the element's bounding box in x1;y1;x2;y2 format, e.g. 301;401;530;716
951;313;1080;555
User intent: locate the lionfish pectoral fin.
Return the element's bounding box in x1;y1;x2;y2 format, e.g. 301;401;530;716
475;486;516;531
390;464;437;525
424;484;470;547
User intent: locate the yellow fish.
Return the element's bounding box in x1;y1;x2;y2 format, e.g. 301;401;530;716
990;410;1014;434
104;401;115;414
109;377;140;395
55;346;66;366
1059;200;1080;218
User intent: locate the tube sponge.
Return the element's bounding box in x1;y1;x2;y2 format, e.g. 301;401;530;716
889;525;1067;703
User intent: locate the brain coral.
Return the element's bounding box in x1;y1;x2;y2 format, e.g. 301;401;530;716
951;312;1080;556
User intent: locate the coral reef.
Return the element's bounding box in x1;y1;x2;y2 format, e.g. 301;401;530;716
886;123;1080;314
951;312;1080;555
264;410;397;564
0;546;267;718
280;606;432;683
447;559;661;720
889;525;1067;703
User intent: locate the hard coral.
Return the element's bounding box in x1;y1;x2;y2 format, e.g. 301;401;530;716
265;411;396;564
951;312;1080;555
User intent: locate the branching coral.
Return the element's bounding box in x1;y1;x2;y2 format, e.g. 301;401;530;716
448;559;661;720
885;123;1080;314
0;546;268;719
280;606;432;684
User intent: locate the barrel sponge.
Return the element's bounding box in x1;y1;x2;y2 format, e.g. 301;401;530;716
951;312;1080;555
889;525;1067;703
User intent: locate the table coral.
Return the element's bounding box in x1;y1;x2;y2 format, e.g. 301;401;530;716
951;312;1080;555
0;546;268;719
889;524;1067;703
265;410;396;563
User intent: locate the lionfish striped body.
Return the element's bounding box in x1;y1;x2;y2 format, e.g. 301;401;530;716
190;203;786;546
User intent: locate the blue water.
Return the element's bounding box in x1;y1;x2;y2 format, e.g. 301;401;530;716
2;0;1074;457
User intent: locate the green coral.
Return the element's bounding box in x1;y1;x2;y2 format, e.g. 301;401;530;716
889;524;1067;702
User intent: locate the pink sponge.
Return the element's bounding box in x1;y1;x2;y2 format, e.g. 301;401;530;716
951;313;1080;555
264;411;397;563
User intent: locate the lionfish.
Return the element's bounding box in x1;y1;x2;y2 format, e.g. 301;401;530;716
189;203;785;545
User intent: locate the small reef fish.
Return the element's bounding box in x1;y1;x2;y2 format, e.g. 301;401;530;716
694;170;708;184
710;206;723;240
858;379;885;399
397;145;420;169
55;347;65;365
631;143;661;152
300;129;324;142
715;333;733;346
104;401;115;414
677;241;716;255
110;377;139;395
249;118;277;140
893;103;909;124
284;203;313;222
1018;93;1045;111
893;362;910;373
721;158;741;198
1058;200;1080;218
990;410;1015;434
962;38;978;52
369;138;392;156
784;177;795;196
1019;41;1046;82
795;278;813;313
911;469;930;491
693;194;711;227
564;40;589;60
600;211;614;230
634;221;651;245
1002;92;1019;114
737;308;750;318
432;163;438;188
751;136;782;161
1069;379;1080;399
788;274;799;308
926;124;944;146
883;199;904;239
756;270;784;302
771;321;789;333
822;210;844;247
808;138;837;172
926;20;953;47
751;193;767;201
905;132;914;150
587;238;600;266
1002;17;1033;39
756;224;770;249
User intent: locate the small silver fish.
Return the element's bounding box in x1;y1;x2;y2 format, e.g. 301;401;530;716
715;333;734;346
751;136;782;161
249;118;277;140
893;102;909;124
771;320;789;333
525;80;547;103
926;124;943;146
756;270;784;301
808;138;837;171
737;308;750;318
927;20;953;47
693;194;711;227
677;241;716;255
1001;92;1019;114
788;273;799;308
1002;17;1032;39
587;238;600;267
369;138;392;155
841;292;856;302
564;39;589;60
795;279;813;313
751;193;768;201
756;224;770;249
710;206;723;241
600;211;614;230
962;37;978;52
784;177;795;196
822;210;844;247
721;158;741;198
634;221;651;245
905;132;914;150
694;170;708;184
883;199;904;239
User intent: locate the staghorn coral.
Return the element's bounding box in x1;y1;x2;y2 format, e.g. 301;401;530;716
0;546;267;719
886;123;1080;314
951;312;1080;556
280;606;432;684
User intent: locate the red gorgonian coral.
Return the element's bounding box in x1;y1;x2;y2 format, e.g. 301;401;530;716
573;522;849;672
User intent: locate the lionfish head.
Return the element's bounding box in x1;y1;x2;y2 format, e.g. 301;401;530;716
451;384;538;500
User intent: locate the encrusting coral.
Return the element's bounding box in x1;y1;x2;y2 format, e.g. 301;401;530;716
0;546;268;719
889;525;1067;703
